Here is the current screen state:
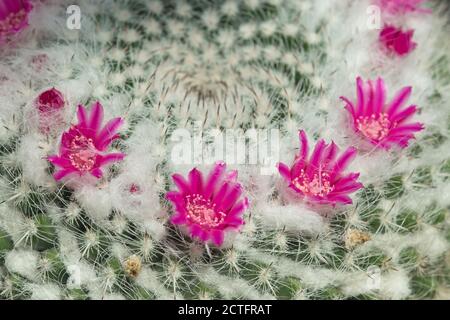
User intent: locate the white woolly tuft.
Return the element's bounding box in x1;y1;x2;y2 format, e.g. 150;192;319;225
257;204;326;235
5;249;39;280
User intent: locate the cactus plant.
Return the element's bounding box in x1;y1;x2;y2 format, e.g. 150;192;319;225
0;0;449;300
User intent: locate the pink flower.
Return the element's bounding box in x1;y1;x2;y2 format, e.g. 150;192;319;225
375;0;431;14
277;130;363;206
340;77;424;149
379;25;417;56
166;162;248;246
36;88;65;113
0;0;33;43
35;88;66;134
31;53;49;72
48;101;125;181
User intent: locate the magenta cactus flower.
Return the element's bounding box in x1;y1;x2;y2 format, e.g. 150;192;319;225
340;77;424;149
166;162;248;246
48;101;125;181
375;0;431;14
0;0;33;43
36;88;65;114
35;88;66;134
379;25;417;56
277;130;363;206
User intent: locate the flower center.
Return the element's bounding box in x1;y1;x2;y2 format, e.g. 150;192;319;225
0;9;27;35
185;194;226;229
68;133;98;172
356;113;393;141
292;169;334;197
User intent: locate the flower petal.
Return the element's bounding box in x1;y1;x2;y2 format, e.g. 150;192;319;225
390;105;418;124
220;183;242;212
227;198;248;217
331;147;357;180
77;104;88;125
47;155;71;168
326;194;353;205
90;168;103;178
204;161;226;199
170;214;187;225
306;139;326;176
53;169;73;181
211;230;224;246
188;168;203;194
298;130;309;161
212;182;229;205
97;117;124;150
332;182;364;194
387;86;412;117
172;173;191;195
374;77;386;114
88;101;104;133
356;77;365;117
387;122;424;136
323;141;339;169
225;170;238;182
340;96;356;119
98;153;125;166
365;79;375;116
277;162;291;181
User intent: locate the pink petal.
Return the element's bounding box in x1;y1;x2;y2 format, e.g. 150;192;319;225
47;155;71;168
189;224;208;241
227;198;248;217
291;158;306;178
0;1;18;15
188;168;203;194
356;77;365;117
199;231;209;242
77;104;88;125
220;183;242;212
323;142;339;169
97;117;124;150
388;122;424;136
225;170;238;182
204;161;226;199
226;217;244;227
379;134;415;149
332;182;364;194
374;77;386;114
298;130;309;162
166;191;187;214
98;153;125;166
390;105;417;124
331;147;357;180
340;96;356;119
306;139;326;177
166;191;181;202
88;101;104;133
172;173;191;195
170;214;187;225
212;182;229;205
211;230;225;246
365;80;375;116
96;134;121;150
53;169;73;181
277;162;291;181
90;168;103;178
387;86;412;117
326;194;353;205
334;172;361;187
